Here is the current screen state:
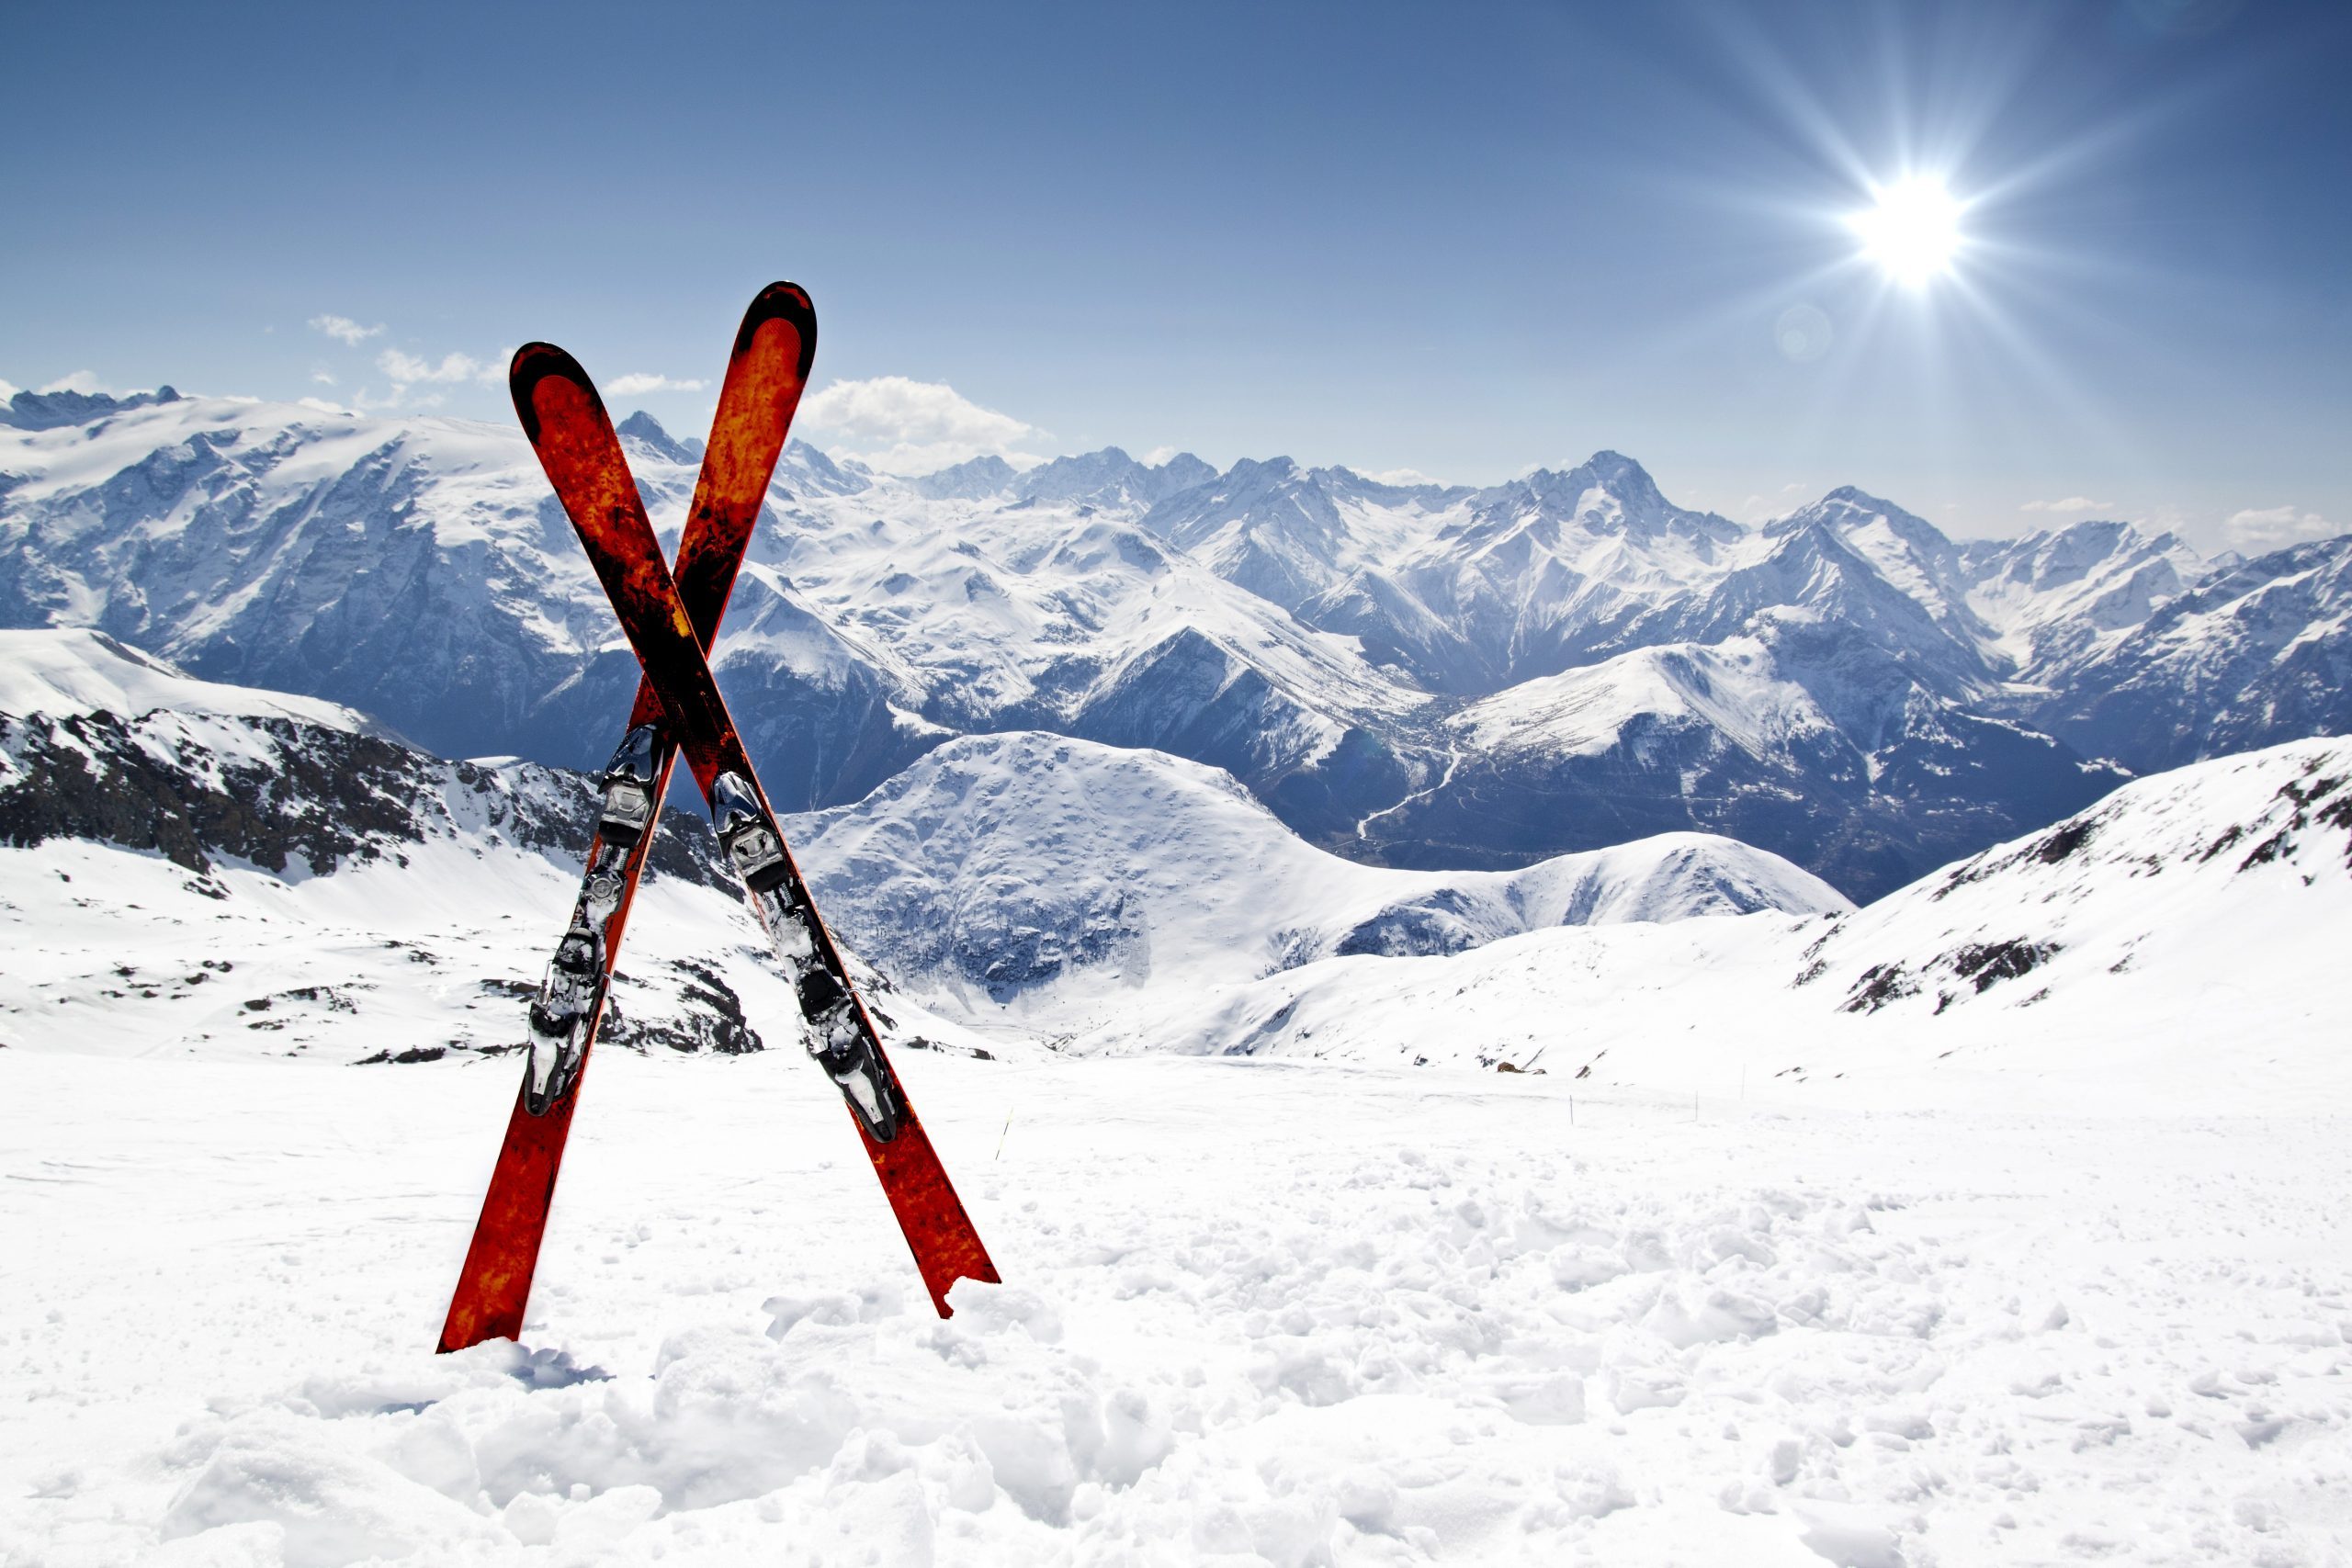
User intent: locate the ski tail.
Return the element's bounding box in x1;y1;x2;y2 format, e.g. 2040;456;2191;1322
437;1089;584;1350
868;1119;1003;1313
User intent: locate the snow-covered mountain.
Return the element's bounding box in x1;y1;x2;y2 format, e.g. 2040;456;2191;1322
0;628;980;1066
2032;536;2352;773
5;384;2346;899
1089;734;2351;1113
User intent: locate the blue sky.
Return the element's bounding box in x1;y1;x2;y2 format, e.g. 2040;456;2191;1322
5;0;2346;549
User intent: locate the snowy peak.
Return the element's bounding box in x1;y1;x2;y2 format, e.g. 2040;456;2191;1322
1;384;184;431
1471;450;1727;548
1015;446;1214;513
1138;456;1358;610
906;453;1019;501
2040;535;2352;772
785;730;1843;1024
773;438;872;498
616;410;702;466
904;446;1212;513
0;626;377;734
1962;518;2207;675
5;382;2346;902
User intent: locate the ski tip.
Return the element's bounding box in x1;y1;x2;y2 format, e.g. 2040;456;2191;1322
736;283;818;378
509;343;604;444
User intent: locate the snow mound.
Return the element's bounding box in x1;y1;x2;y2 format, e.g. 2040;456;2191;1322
4;1053;2342;1565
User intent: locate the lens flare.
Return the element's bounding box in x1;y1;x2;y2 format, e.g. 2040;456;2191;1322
1850;176;1964;287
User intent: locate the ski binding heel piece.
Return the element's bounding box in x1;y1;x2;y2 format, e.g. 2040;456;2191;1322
597;724;662;846
524;922;606;1115
710;771;788;891
798;965;902;1142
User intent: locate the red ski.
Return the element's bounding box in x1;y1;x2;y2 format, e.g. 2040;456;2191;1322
438;283;816;1352
512;342;1001;1316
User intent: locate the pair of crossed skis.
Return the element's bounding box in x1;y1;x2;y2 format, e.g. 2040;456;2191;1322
439;285;997;1353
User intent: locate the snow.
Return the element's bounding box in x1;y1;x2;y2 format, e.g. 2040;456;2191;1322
1447;637;1829;764
783;731;1847;1038
0;627;369;733
16;388;2346;902
3;662;2350;1563
4;1052;2347;1566
1086;738;2352;1115
6;399;2352;1562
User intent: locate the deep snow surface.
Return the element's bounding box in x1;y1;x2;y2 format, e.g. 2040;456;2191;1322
3;1051;2346;1566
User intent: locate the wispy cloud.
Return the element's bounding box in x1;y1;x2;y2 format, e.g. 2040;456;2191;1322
1366;467;1439;487
2020;495;2115;513
605;372;708;397
378;348;503;387
0;376;18;400
311;370;337;386
38;370;110;395
797;375;1044;473
363;346;512;407
2224;505;2340;550
309;314;384;346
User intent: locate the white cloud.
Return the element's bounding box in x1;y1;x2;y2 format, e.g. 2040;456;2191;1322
38;370;110;395
2020;495;2115;513
0;376;17;400
605;372;708;397
311;370;337;386
298;396;353;415
378;348;503;388
2223;505;2340;550
309;314;384;346
797;375;1043;473
1366;467;1439;487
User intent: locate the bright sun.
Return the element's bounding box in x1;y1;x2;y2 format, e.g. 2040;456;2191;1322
1851;176;1964;287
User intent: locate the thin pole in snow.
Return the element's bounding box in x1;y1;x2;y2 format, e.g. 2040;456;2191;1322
995;1111;1012;1160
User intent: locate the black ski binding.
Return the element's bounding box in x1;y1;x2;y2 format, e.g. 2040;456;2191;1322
597;724;662;847
524;920;606;1115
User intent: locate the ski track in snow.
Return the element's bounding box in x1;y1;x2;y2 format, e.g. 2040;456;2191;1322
3;1051;2348;1567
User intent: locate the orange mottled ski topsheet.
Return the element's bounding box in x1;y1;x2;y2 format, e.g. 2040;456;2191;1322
437;285;819;1352
502;328;999;1321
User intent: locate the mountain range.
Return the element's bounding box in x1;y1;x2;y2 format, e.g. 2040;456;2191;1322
4;384;2346;900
